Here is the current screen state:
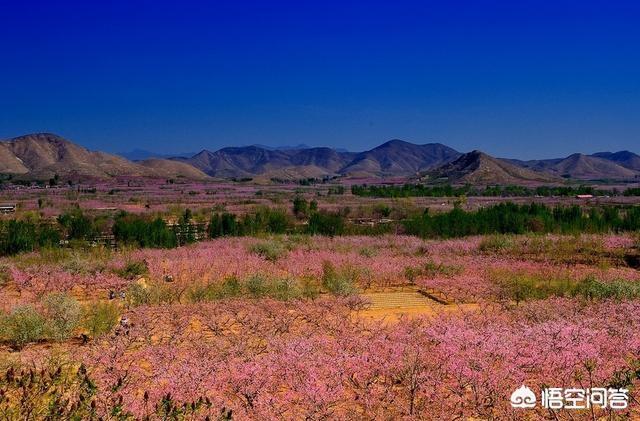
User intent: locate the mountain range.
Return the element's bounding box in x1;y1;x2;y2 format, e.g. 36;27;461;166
1;133;639;184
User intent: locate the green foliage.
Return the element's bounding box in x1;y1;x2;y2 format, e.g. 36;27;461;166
113;213;177;248
209;207;291;238
623;187;640;196
175;208;196;245
573;277;640;301
307;212;345;236
404;203;640;238
492;270;640;303
37;224;61;248
270;278;300;301
219;277;242;298
483;235;613;265
300;277;321;299
249;241;287;262
0;220;37;255
83;302;120;338
321;261;357;296
188;274;311;302
292;196;309;218
208;212;240;237
352;184;470;198
1;305;46;349
246;275;269;298
479;235;516;253
0;219;62;256
57;209;97;240
126;281;179;306
42;293;82;341
358;247;377;257
352;183;615;198
114;259;149;279
491;270;576;304
186;282;219;303
404;261;462;282
327;185;345;195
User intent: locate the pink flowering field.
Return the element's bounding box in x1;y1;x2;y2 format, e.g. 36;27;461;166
1;232;640;419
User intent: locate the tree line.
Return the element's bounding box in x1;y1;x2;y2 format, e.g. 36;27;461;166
351;184;640;198
1;202;639;255
403;202;640;238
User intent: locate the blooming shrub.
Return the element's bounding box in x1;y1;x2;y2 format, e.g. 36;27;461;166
1;232;640;419
60;298;640;419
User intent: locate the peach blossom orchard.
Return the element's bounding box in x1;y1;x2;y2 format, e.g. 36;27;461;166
1;232;640;419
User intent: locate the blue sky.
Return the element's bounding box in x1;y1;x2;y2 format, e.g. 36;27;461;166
1;0;639;158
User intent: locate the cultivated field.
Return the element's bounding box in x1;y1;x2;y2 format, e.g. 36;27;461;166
1;182;640;419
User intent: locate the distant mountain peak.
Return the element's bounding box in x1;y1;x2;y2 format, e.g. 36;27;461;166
423;150;560;185
339;140;461;177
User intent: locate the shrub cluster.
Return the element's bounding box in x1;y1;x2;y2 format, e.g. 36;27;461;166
185;275;320;302
492;272;640;303
113;213;178;248
0;294;120;349
403;261;462;282
208;207;290;238
0;220;60;255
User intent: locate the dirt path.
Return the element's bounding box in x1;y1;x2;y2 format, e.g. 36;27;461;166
357;289;479;321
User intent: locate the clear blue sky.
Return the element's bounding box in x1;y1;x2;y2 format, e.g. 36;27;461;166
1;0;639;158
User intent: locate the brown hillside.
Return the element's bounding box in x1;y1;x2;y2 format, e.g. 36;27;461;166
423;150;560;185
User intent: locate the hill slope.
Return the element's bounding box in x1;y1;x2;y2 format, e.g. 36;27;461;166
591;151;640;171
180;140;459;178
179;146;356;178
138;159;211;180
548;154;638;180
2;133;154;179
422;151;560;184
340;139;461;177
0;133;207;180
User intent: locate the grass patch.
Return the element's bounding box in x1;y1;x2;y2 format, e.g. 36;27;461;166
321;261;358;296
0;305;46;350
127;280;180;306
249;241;287;262
42;293;82;341
14;247;112;274
113;259;149;279
491;269;640;303
404;261;463;282
479;234;515;253
187;274;315;302
480;234;622;266
83;302;120;338
358;247;377;257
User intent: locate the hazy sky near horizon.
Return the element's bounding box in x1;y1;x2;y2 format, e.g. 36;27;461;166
1;1;639;159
